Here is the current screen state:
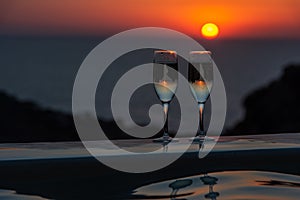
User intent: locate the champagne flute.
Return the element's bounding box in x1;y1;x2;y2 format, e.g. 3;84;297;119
153;50;178;143
188;51;213;141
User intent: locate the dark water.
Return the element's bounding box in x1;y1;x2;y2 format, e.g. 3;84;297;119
1;171;300;199
2;171;299;199
0;36;300;129
131;170;300;200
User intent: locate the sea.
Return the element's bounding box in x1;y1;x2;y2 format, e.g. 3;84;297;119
0;36;300;132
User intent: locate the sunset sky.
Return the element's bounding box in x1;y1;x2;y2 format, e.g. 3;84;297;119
1;0;300;39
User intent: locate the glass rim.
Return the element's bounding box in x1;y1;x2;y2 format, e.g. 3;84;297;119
189;50;212;55
154;50;177;55
154;50;177;63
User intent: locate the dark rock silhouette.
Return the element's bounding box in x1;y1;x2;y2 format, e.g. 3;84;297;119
0;91;131;143
0;91;79;142
228;64;300;135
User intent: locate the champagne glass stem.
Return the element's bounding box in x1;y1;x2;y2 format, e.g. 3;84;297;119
198;103;205;137
163;103;169;139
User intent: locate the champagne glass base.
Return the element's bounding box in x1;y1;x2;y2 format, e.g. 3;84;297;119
190;136;215;143
153;136;178;143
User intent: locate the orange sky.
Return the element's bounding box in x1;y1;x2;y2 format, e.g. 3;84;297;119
1;0;300;39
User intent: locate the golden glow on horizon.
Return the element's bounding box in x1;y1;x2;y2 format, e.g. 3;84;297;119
201;23;219;39
1;0;300;38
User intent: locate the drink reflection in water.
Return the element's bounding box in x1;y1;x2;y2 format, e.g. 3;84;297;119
169;174;219;200
131;170;300;200
200;174;219;200
169;179;193;200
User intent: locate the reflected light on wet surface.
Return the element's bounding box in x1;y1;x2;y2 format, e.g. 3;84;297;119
131;171;300;200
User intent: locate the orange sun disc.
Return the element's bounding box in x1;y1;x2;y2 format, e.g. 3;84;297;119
201;23;219;39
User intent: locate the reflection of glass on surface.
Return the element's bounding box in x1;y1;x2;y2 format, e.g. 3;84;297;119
200;174;219;200
131;170;300;200
169;179;193;199
153;50;178;144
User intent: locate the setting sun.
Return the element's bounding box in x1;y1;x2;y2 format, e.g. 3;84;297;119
201;23;219;39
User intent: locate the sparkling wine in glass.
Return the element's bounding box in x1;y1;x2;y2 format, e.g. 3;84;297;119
153;50;178;144
188;51;213;141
